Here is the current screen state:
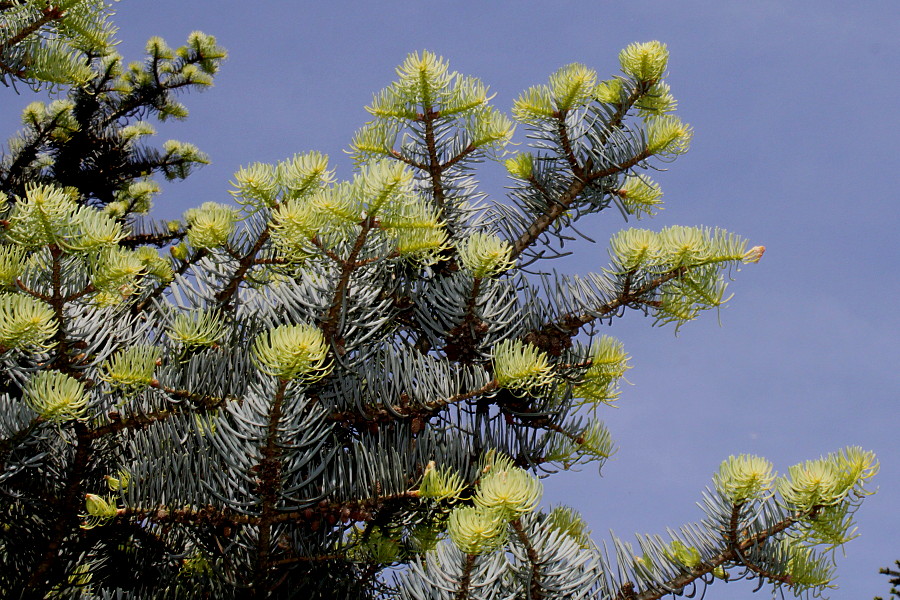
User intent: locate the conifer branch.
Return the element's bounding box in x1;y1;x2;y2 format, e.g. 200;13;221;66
329;379;499;425
0;7;63;55
441;142;477;170
134;248;206;314
455;553;477;600
214;230;271;306
422;108;447;213
321;216;375;345
512;517;545;600
255;379;289;584
628;510;801;600
25;421;92;593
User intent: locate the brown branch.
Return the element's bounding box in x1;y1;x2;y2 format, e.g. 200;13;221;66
310;235;343;264
422;108;446;214
440;143;477;171
455;553;477;600
554;110;583;175
329;379;499;425
134;248;206;313
254;378;289;584
510;176;588;260
390;149;428;171
214;230;271;307
86;382;231;440
0;6;65;55
0;56;25;77
510;80;655;261
25;421;91;593
628;511;801;600
525;266;687;358
321;217;375;344
512;518;544;600
86;408;175;441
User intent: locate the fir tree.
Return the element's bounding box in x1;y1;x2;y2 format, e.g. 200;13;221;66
0;7;878;599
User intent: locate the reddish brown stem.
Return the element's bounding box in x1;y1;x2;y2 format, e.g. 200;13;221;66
455;553;477;600
512;518;544;599
254;379;289;587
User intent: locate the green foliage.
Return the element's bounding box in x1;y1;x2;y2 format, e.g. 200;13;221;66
0;0;117;89
0;6;876;598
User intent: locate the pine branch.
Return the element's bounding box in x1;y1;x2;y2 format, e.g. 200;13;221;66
510;79;653;261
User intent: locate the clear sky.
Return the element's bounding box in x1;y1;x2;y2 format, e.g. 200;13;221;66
4;1;898;597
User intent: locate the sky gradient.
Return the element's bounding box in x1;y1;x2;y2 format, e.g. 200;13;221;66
3;1;898;597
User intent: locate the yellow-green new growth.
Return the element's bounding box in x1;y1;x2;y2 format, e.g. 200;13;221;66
608;226;750;273
458;232;515;278
251;323;332;382
646;115;692;156
0;0;117;89
134;246;173;282
350;51;513;164
545;506;593;549
394;50;453;107
492;339;554;393
380;197;450;262
230;162;279;208
358;159;414;215
777;447;878;511
168;309;226;347
636;81;677;117
418;461;465;501
105;470;131;492
278;151;334;199
25;371;88;422
447;506;508;555
714;454;776;503
100;346;161;392
619;41;670;82
184;202;237;249
543;420;614;467
82;493;117;529
0;246;27;288
473;466;543;520
573;336;630;405
0;294;58;352
665;539;702;569
504;152;534;180
5;185;80;249
511;85;555;124
89;246;147;301
106;180;160;217
346;525;402;564
775;539;835;591
618;174;664;218
548;63;598;111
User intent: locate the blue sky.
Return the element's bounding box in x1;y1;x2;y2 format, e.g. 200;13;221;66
4;1;898;597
